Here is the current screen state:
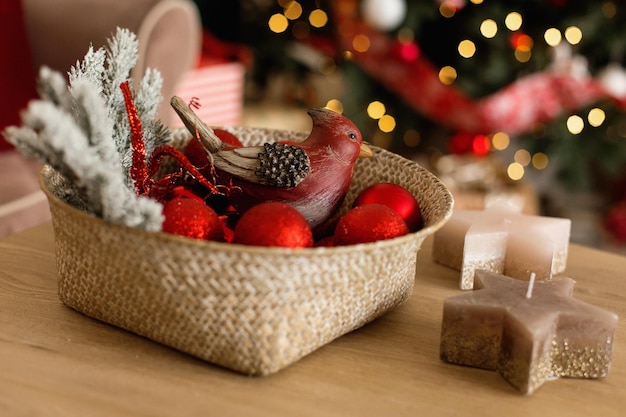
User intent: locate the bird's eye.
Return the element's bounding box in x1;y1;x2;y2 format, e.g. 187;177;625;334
348;132;357;141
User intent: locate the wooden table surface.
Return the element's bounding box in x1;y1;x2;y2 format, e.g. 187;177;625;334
1;222;624;416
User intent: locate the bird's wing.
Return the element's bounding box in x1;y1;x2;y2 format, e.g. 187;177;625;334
213;143;311;188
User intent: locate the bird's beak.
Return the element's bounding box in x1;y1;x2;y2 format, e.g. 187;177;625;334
359;143;373;158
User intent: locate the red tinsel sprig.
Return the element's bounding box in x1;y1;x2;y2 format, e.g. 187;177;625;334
120;81;150;195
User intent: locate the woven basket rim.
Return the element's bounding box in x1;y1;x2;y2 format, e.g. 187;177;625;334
39;131;454;256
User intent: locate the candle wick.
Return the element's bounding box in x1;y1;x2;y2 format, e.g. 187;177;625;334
526;272;536;299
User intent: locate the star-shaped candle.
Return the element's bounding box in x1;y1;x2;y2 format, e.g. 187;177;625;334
433;203;571;290
440;270;618;394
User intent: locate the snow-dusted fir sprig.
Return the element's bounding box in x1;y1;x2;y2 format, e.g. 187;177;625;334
2;28;167;231
69;28;169;185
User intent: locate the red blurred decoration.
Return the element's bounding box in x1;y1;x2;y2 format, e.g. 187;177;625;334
392;40;420;63
509;32;533;50
448;131;490;156
232;202;314;248
0;0;37;151
162;197;224;241
353;182;422;231
333;204;409;245
604;200;626;243
471;134;491;156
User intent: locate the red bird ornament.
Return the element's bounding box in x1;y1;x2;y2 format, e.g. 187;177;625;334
171;96;373;228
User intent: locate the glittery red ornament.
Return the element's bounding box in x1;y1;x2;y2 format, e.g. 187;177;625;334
233;202;313;248
354;183;423;231
334;204;409;245
162;197;224;241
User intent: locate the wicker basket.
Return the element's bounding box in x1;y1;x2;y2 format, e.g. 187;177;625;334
40;127;454;375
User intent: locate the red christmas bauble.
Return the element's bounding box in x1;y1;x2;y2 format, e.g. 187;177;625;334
314;235;335;247
233;202;314;248
162;197;224;241
354;183;422;231
334;204;409;245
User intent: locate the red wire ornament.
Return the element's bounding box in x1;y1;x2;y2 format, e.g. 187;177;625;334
119;82;236;203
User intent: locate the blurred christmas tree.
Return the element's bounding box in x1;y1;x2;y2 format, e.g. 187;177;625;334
195;0;626;243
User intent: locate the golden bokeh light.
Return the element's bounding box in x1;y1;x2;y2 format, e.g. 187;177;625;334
367;101;386;119
532;152;549;170
544;28;562;46
352;34;371;52
514;46;532;62
439;66;457;85
505;12;523;31
268;13;289;33
567;115;584;134
458;40;476;58
564;26;583;45
480;19;498;38
439;2;456;18
588;108;606;127
283;1;302;20
309;9;328;28
514;149;532;166
378;114;396;133
507;162;525;180
492;132;510;150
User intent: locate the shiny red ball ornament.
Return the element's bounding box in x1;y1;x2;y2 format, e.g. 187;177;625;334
233;202;314;248
354;183;422;231
334;204;409;245
162;197;224;241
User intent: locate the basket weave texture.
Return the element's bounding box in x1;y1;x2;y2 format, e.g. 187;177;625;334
41;127;454;375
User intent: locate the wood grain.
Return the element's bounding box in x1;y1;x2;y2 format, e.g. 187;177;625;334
0;222;624;416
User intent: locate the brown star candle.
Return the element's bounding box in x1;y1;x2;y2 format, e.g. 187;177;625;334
433;203;571;290
440;270;618;394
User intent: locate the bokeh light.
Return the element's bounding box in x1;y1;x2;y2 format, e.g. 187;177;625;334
378;114;396;133
588;108;606;127
532;152;549;170
367;101;386;119
564;26;583;45
505;12;523;31
458;40;476;58
492;132;510;150
514;149;531;166
309;9;328;28
567;115;585;134
544;28;562;46
353;34;371;52
439;66;457;85
283;1;302;20
268;13;289;33
507;162;525;180
480;19;498;38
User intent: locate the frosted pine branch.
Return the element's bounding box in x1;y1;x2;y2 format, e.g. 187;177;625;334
1;27;166;231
